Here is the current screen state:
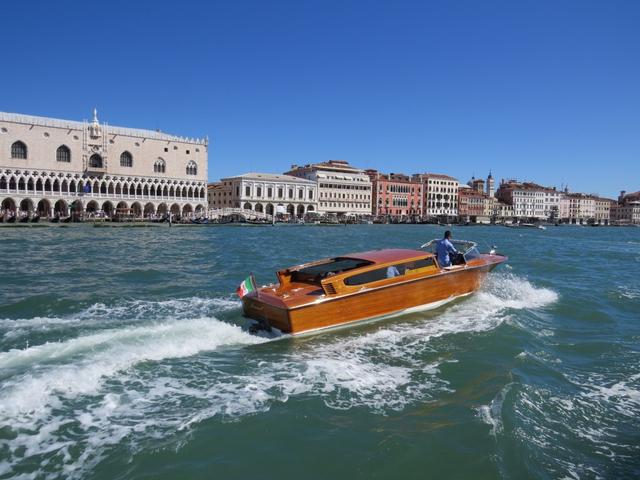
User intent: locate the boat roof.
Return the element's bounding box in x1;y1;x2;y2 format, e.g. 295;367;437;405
342;248;427;264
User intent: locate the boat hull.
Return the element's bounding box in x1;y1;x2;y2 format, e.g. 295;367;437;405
243;262;499;335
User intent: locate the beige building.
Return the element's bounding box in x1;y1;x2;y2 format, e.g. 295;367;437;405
285;160;372;216
0;110;208;219
559;193;614;225
611;190;640;224
559;193;595;224
211;173;318;217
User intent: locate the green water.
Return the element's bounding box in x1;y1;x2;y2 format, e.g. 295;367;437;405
0;224;638;479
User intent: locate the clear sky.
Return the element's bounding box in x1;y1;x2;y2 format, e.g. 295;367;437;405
2;0;638;198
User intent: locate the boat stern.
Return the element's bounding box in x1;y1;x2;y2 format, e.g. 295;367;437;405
241;290;292;333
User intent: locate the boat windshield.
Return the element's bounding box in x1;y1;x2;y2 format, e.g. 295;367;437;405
291;257;373;284
420;239;480;262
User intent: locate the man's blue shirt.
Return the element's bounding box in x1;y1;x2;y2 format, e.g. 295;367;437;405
436;239;457;267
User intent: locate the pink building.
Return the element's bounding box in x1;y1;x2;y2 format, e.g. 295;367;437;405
366;170;423;216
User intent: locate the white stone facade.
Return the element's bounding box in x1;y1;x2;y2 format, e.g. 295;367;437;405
496;180;560;220
212;173;318;217
285;160;372;216
412;173;459;217
0;110;208;219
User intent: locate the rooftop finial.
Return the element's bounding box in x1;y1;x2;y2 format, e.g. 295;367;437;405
92;108;98;123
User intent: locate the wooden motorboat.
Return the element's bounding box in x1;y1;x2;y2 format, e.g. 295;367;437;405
241;240;507;335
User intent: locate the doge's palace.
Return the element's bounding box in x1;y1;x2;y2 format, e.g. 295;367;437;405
0;109;208;219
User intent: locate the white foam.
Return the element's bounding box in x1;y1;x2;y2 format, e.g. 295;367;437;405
0;317;265;418
477;383;514;437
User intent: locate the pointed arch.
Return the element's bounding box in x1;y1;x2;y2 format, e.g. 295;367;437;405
56;145;71;163
89;154;103;168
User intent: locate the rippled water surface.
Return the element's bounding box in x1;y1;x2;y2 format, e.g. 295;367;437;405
0;224;638;479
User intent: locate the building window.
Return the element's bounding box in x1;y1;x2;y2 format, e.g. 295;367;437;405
245;186;251;196
120;151;133;167
186;150;190;155
257;187;262;197
154;158;166;173
186;160;197;175
267;187;273;197
164;147;169;152
56;145;71;162
11;141;27;159
89;154;103;168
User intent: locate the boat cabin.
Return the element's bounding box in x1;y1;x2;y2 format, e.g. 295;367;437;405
276;249;443;297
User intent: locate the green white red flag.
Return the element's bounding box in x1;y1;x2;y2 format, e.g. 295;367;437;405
236;274;257;298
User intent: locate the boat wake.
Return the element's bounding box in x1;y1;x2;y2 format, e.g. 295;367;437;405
0;273;557;479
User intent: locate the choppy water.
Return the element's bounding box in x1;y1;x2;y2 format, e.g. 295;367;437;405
0;224;638;479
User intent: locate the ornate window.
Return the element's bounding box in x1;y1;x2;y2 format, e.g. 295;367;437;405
154;158;166;173
186;160;197;176
89;154;103;168
56;145;71;162
120;151;133;168
11;141;27;159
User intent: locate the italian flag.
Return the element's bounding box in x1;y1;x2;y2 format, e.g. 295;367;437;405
236;275;257;298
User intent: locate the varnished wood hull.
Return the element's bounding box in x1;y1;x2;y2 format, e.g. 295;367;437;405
243;261;500;335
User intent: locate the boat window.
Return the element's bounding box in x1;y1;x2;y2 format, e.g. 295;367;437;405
291;257;372;284
344;258;435;286
463;247;480;261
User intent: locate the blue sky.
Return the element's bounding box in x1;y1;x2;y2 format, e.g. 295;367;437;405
2;0;638;197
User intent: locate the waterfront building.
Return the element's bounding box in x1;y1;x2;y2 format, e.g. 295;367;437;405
212;172;317;217
207;181;228;209
558;193;614;225
491;199;514;221
559;193;596;224
594;197;614;225
496;180;560;220
0;110;208;219
366;170;422;217
611;202;640;224
611;190;640;224
285;160;372;216
412;173;459;219
458;186;488;223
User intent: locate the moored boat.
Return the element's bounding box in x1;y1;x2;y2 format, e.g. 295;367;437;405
241;240;507;335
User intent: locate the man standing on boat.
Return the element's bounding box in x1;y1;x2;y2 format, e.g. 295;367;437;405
436;230;458;267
